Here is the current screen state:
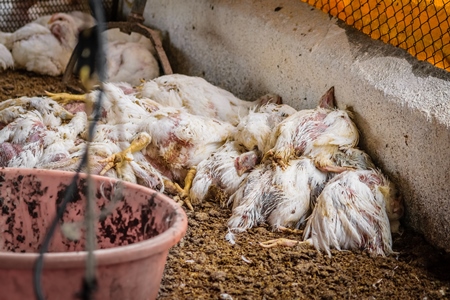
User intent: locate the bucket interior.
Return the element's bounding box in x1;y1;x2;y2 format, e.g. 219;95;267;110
0;168;176;253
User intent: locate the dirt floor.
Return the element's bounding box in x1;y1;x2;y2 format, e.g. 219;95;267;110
1;70;450;299
0;69;84;98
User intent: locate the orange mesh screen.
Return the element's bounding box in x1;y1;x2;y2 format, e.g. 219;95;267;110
301;0;450;71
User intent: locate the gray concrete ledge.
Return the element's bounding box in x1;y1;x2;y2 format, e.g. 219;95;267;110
122;0;450;251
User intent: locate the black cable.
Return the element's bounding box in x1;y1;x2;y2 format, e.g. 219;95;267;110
33;144;88;300
33;1;108;299
89;0;107;83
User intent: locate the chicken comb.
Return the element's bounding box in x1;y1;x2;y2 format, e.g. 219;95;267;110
318;86;336;109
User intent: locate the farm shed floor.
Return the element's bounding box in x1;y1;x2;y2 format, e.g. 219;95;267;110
0;70;449;299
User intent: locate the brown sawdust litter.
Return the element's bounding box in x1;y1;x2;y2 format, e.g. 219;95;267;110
1;70;449;300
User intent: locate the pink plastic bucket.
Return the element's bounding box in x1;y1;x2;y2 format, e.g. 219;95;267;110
0;167;187;300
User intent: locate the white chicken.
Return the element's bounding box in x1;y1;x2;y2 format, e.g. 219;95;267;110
0;43;13;72
0;95;74;128
226;163;272;232
189;140;260;206
0;96;76;160
0;10;94;50
0;89;165;190
106;40;160;85
0;110;46;168
189;103;297;206
320;146;376;173
58;83;235;184
260;147;404;257
264;158;329;231
65;10;96;31
227;157;329;232
15;10;95;80
138;105;235;183
265;87;359;170
299;169;404;257
137;74;281;125
46;83;236;208
0;95;77;168
189;102;296;207
105;28;156;54
36;111;87;167
104;27;160;85
9;12;79;76
47;82;164;125
37;130;165;191
233;102;297;153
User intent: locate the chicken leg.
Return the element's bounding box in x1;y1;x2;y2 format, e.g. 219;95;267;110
99;132;151;177
259;226;309;248
260;238;313;249
163;167;197;211
259;238;301;248
45;91;87;105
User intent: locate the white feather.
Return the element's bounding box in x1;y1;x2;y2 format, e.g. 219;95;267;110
304;169;398;257
138;74;269;125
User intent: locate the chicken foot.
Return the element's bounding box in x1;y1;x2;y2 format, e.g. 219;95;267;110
99;132;151;177
163;167;197;211
313;149;357;173
45;91;87;105
260;238;313;249
259;226;308;248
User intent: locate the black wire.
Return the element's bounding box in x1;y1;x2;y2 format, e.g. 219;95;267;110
89;0;107;83
33;142;88;300
33;1;108;299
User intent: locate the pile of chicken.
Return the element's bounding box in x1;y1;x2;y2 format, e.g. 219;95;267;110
0;10;159;85
0;74;404;257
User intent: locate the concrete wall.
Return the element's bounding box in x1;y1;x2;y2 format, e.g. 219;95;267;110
122;0;450;251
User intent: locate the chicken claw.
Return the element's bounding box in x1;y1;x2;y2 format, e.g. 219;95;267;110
99;132;151;176
260;227;309;248
100;152;133;176
314;152;356;173
163;167;197;211
259;238;300;248
181;167;197;198
45;91;87;105
164;180;194;211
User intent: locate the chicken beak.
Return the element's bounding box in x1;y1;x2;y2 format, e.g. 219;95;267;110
236;168;246;177
48;15;56;24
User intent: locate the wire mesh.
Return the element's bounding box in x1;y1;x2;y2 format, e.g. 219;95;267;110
0;0;116;32
301;0;450;72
